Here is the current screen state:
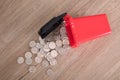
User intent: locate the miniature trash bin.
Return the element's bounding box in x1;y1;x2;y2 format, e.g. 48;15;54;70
39;13;111;48
64;14;111;47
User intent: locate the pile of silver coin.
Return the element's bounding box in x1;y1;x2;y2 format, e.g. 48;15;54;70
17;23;71;76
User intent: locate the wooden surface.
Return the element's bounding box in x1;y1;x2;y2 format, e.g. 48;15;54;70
0;0;120;80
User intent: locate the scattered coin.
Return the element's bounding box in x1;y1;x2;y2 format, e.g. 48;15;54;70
62;39;69;45
40;49;46;56
49;58;57;66
42;60;49;67
35;57;42;63
45;54;53;61
43;44;50;52
44;52;50;58
55;40;62;47
60;27;66;34
31;47;39;54
50;50;58;58
39;38;45;45
54;35;60;40
29;41;36;47
25;58;32;65
37;52;44;57
49;42;56;49
61;36;68;40
47;68;54;76
57;47;66;55
25;52;32;58
28;66;36;73
36;43;43;49
17;57;24;64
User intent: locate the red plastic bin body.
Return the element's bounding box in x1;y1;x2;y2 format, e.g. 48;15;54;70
64;14;111;48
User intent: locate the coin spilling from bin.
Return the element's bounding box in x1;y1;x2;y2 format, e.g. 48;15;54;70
17;23;71;75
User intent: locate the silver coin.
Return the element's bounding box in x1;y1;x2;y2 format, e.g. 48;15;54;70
36;43;43;49
29;41;36;47
40;49;46;56
46;68;54;76
31;47;39;54
37;51;44;57
57;47;66;55
39;38;45;45
55;40;62;47
25;52;32;58
17;57;24;64
50;50;58;58
28;66;36;73
54;35;61;41
43;44;50;52
42;60;49;67
60;27;66;34
61;36;68;40
62;39;69;45
44;52;50;58
35;57;42;63
45;54;53;61
49;58;57;66
48;42;56;49
25;58;32;65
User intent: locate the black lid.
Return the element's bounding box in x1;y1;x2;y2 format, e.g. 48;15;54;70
38;13;67;39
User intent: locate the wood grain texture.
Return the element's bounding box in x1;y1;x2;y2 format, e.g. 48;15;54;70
0;0;120;80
